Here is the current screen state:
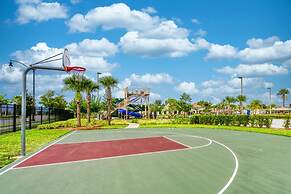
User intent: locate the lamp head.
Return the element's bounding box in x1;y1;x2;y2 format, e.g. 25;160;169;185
7;61;14;72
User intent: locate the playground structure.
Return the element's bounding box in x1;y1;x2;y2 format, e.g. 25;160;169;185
115;87;150;119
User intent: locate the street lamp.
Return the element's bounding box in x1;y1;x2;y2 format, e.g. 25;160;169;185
10;60;36;119
267;87;272;114
238;76;243;96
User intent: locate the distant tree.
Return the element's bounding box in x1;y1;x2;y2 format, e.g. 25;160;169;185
63;74;87;127
178;93;192;116
197;100;212;113
223;96;237;114
12;92;34;107
150;100;164;118
0;94;9;104
53;96;67;109
237;95;247;114
277;88;289;107
99;76;118;125
40;90;67;109
164;98;179;114
248;99;262;114
180;93;191;103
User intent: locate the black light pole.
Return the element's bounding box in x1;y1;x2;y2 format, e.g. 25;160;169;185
97;72;102;99
267;87;272;114
238;76;243;96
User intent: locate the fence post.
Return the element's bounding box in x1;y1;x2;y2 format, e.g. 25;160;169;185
40;106;43;124
13;104;17;132
29;106;32;129
48;107;51;123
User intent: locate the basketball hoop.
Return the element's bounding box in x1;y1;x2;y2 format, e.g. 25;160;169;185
62;48;86;73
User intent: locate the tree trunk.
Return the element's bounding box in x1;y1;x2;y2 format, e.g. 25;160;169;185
283;94;285;107
106;87;112;125
86;92;91;124
76;100;81;127
240;101;243;114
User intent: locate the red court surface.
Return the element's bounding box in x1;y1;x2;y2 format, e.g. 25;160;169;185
15;136;188;168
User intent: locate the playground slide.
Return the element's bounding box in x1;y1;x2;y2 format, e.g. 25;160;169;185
118;109;142;118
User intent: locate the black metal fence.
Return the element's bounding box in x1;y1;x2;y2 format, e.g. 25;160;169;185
0;104;74;134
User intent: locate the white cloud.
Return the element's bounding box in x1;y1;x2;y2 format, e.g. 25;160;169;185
206;43;238;59
129;73;173;84
176;81;198;95
140;20;189;39
246;36;280;49
70;0;81;4
67;3;159;32
194;29;207;37
191;18;200;24
202;80;223;87
217;63;288;76
16;1;68;24
119;31;196;57
0;64;22;83
66;38;118;57
67;3;195;58
150;92;161;102
141;6;157;14
239;39;291;63
12;40;117;73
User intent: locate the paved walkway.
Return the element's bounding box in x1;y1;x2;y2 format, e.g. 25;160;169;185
126;123;140;128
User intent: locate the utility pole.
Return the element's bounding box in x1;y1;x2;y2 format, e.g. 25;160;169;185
267;87;272;114
238;76;243;96
238;76;243;114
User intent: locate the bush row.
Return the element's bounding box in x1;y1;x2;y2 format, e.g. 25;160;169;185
173;115;273;128
284;117;291;129
36;118;129;129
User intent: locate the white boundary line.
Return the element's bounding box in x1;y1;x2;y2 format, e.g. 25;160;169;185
175;133;238;194
1;129;238;194
212;139;239;194
0;130;76;176
11;135;213;170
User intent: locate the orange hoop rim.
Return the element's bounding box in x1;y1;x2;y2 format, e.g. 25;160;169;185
64;66;86;72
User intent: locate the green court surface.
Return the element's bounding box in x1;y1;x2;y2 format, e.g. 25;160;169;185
0;128;291;194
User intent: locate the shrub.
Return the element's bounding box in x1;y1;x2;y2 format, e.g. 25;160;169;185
284;117;291;129
176;114;273;128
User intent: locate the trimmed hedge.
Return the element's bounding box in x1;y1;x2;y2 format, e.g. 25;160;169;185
284;117;291;129
173;115;273;128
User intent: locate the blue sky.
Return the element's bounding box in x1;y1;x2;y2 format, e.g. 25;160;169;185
0;0;290;105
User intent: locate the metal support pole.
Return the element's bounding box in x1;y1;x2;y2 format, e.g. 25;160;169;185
21;66;65;156
13;104;16;132
21;69;27;156
32;69;35;121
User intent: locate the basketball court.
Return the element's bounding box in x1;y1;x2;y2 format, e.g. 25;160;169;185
1;128;291;194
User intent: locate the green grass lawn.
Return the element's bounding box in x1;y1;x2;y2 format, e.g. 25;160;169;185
0;129;70;168
140;123;291;137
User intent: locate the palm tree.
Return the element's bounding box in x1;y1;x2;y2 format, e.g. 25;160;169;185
277;89;289;107
99;76;118;125
63;74;87;127
223;96;237;114
83;78;99;123
237;95;247;114
248;99;262;114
